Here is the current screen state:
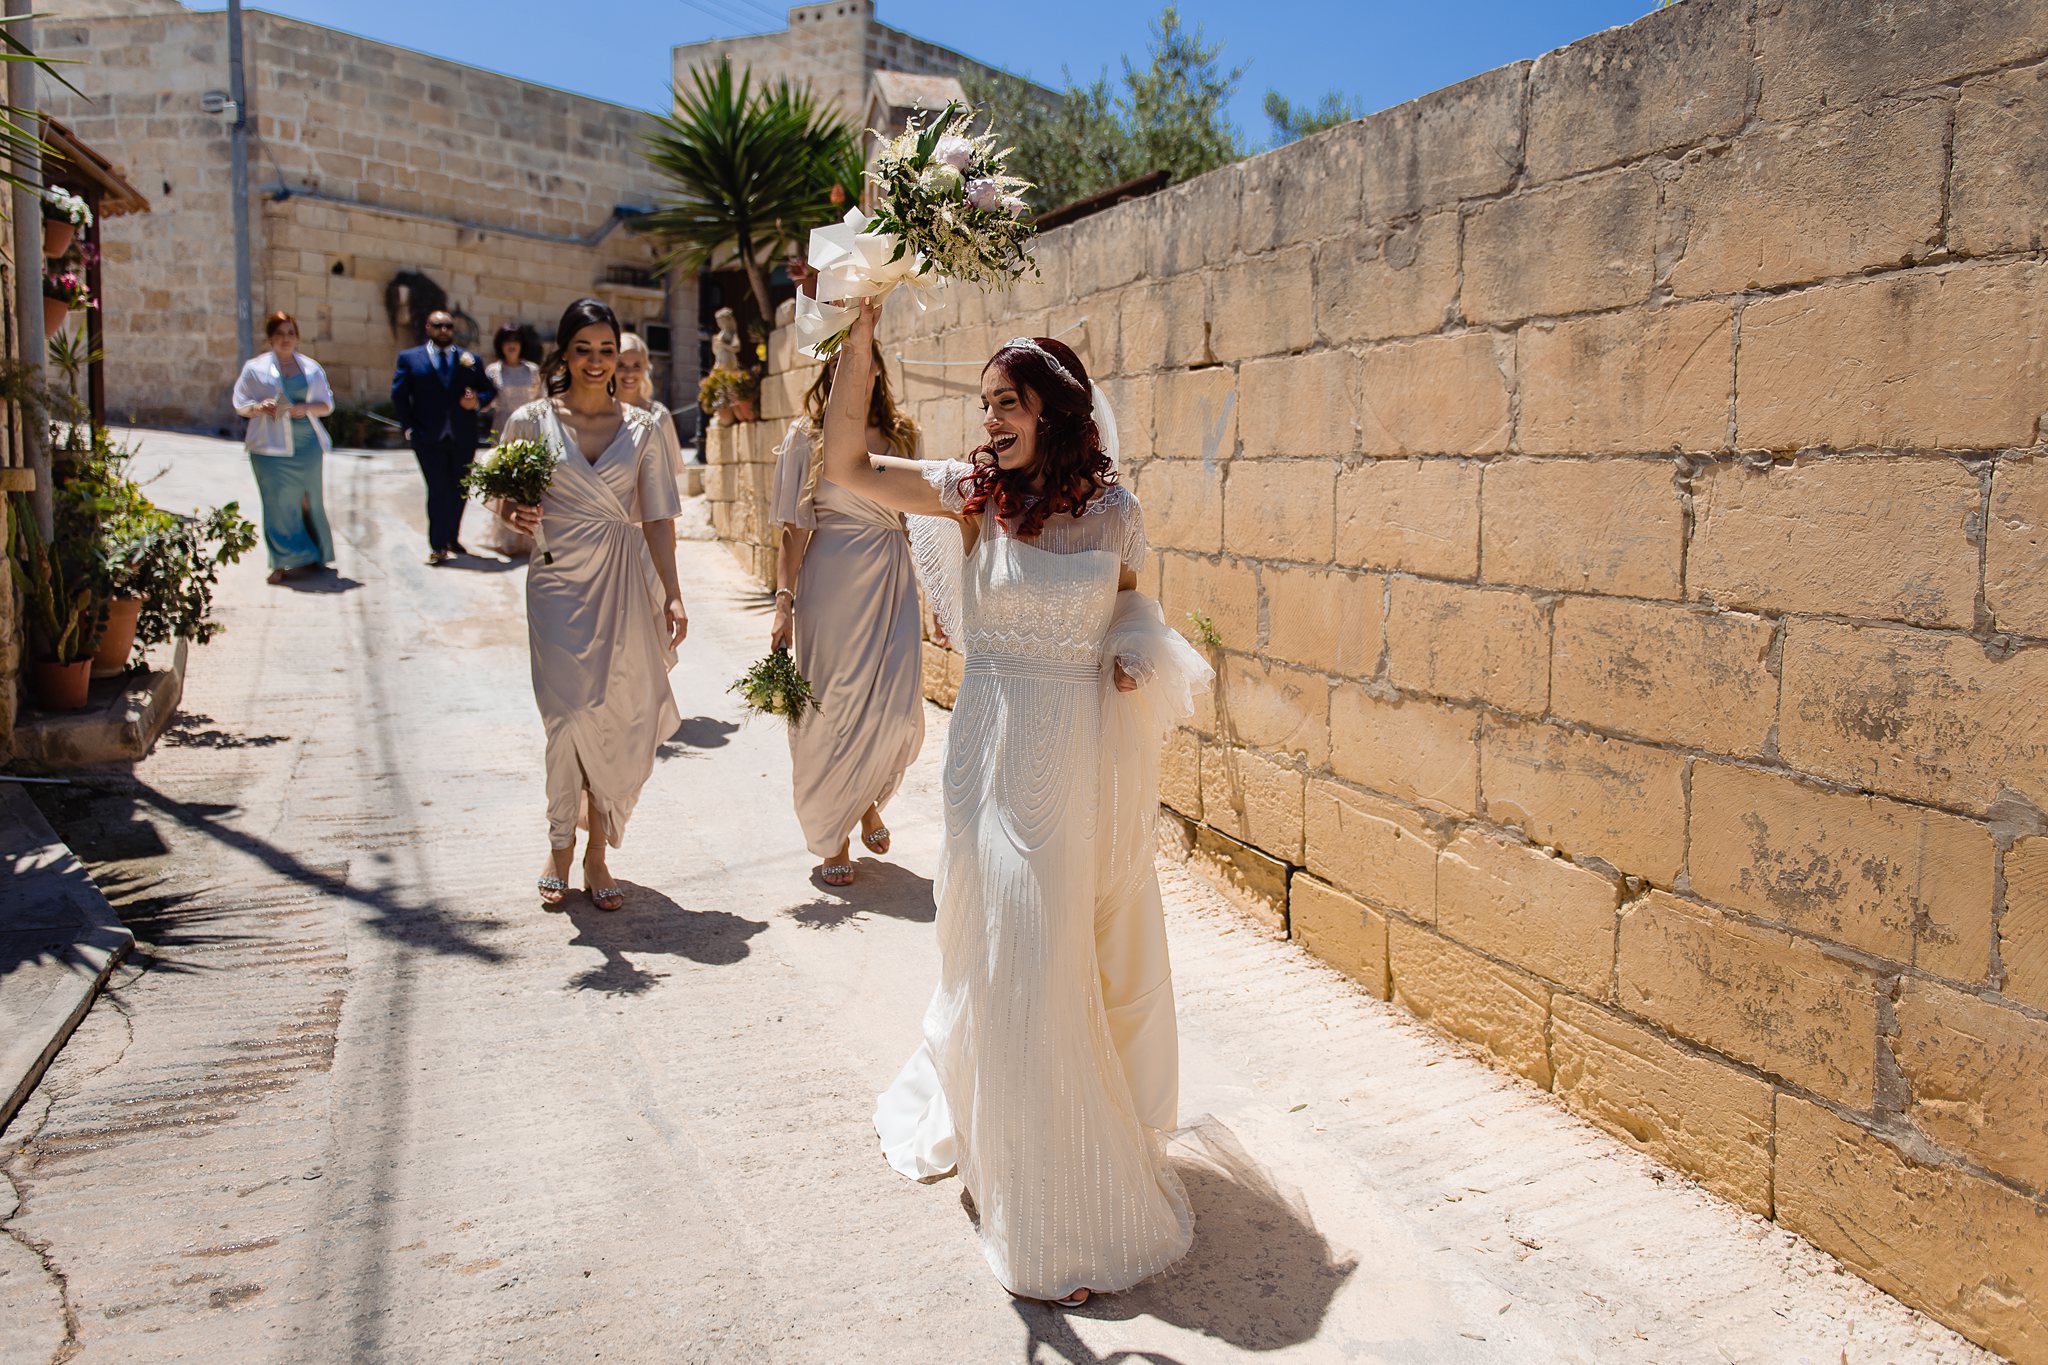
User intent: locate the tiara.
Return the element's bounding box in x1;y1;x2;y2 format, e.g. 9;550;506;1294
1002;336;1086;392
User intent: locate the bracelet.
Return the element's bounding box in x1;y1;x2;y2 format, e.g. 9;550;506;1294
773;588;794;603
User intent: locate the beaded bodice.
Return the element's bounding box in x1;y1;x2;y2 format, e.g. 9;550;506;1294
921;462;1148;670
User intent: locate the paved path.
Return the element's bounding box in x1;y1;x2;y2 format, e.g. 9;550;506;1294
0;432;1996;1364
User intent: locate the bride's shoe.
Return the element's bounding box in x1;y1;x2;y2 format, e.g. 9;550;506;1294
590;885;625;912
538;875;567;909
862;826;891;855
819;862;855;887
1052;1289;1092;1309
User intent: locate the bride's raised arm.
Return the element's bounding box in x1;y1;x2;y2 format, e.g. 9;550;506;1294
822;301;953;518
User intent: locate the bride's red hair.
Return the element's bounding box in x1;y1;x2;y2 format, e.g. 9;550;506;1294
960;336;1116;540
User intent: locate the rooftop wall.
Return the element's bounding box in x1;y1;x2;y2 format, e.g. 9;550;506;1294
38;4;672;427
710;0;2048;1357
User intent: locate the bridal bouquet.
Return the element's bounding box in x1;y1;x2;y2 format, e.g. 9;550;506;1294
462;438;556;562
730;648;819;728
796;100;1036;360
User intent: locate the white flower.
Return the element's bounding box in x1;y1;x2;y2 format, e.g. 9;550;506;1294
965;178;1002;211
921;163;963;198
42;186;91;228
1000;195;1029;218
933;134;975;170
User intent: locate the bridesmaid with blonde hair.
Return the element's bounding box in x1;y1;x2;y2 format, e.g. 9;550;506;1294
769;342;924;886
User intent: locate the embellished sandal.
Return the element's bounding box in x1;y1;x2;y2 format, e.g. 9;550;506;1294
820;863;855;887
1051;1289;1092;1309
862;825;891;855
590;885;626;912
537;875;567;909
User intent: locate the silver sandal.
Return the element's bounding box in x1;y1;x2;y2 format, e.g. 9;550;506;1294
862;826;891;854
538;875;567;909
820;863;855;886
590;885;626;911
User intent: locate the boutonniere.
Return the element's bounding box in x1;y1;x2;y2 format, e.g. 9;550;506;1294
459;352;476;368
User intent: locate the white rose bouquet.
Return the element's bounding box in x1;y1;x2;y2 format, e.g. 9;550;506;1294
795;100;1036;360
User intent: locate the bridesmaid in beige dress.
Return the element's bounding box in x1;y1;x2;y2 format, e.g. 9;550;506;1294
769;343;925;886
497;298;689;910
615;331;687;471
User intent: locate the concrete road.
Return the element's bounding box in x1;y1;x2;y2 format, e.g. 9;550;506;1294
0;432;1995;1364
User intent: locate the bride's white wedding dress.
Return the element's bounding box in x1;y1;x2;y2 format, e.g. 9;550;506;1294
875;461;1210;1301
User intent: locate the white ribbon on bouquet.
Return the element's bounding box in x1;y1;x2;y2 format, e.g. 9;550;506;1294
792;207;947;360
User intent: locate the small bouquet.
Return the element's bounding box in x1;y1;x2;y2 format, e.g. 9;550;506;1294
461;438;557;562
795;100;1037;360
729;647;819;728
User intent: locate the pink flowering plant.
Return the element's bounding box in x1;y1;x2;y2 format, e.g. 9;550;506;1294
43;259;92;309
865;100;1035;292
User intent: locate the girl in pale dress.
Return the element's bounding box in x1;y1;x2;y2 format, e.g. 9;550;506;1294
822;302;1208;1307
768;344;924;886
496;298;689;910
614;331;686;478
479;325;541;557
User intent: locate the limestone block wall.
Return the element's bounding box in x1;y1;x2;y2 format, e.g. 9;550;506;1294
674;0;1027;127
38;3;673;428
712;0;2048;1356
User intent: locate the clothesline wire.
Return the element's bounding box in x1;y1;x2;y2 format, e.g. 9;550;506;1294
894;317;1088;369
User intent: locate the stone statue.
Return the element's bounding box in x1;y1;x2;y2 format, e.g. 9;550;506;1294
712;307;742;373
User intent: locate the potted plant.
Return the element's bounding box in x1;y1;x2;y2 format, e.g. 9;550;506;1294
122;501;259;656
41;185;90;260
698;364;759;426
10;498;101;710
43;254;92;337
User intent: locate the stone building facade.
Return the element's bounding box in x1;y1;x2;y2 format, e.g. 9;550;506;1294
672;1;1033;127
37;0;687;432
709;0;2048;1359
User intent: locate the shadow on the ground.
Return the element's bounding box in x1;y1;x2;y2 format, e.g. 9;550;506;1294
788;858;936;929
33;778;510;964
281;569;366;594
437;553;521;575
659;715;740;757
561;880;768;995
1011;1120;1355;1363
161;711;289;749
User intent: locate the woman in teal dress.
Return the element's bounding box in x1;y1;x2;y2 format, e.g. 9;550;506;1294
231;310;337;584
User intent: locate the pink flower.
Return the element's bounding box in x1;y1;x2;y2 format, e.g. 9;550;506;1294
966;178;1002;211
933;134;975;170
999;195;1029;218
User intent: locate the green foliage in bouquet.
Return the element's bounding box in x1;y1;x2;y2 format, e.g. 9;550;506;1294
462;438;557;562
729;647;819;728
866;100;1037;290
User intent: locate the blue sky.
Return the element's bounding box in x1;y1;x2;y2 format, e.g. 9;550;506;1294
208;1;1660;142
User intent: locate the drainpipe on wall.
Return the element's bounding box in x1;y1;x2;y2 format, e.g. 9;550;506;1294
227;0;253;363
6;0;49;537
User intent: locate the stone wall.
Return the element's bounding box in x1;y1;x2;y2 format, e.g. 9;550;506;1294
710;0;2048;1357
38;2;680;429
674;0;1029;126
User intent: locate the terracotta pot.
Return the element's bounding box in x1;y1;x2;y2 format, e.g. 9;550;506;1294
42;295;69;337
91;594;143;677
729;397;757;424
42;218;74;259
29;657;92;711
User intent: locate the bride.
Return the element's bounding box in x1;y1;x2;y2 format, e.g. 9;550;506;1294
820;301;1209;1306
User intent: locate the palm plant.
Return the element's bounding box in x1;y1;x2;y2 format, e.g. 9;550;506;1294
0;17;85;193
641;59;861;323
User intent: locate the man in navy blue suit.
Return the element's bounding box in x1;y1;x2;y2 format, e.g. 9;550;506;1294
390;310;498;565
